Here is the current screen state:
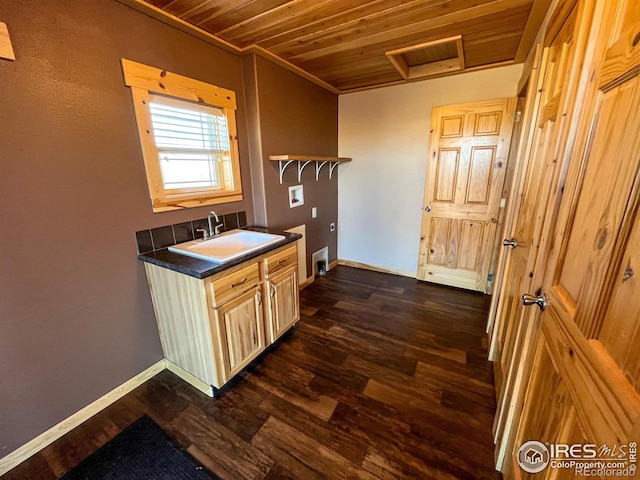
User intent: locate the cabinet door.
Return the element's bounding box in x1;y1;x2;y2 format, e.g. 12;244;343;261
214;286;265;381
513;1;640;478
267;266;299;343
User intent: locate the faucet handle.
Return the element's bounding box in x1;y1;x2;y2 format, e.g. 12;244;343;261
196;228;209;240
214;223;224;236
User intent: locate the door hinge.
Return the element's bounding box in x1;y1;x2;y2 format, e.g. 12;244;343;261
514;111;522;123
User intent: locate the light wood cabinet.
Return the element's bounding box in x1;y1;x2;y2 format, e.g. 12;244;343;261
263;244;300;342
492;0;640;476
212;286;265;380
143;242;299;396
265;265;299;343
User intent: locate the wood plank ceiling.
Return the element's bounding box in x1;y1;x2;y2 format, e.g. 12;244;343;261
126;0;551;93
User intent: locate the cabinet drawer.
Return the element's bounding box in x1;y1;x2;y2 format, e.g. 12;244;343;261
209;262;260;306
266;245;297;275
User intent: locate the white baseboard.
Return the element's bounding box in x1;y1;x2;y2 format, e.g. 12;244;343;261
0;360;166;475
299;276;314;289
165;359;213;397
337;259;416;278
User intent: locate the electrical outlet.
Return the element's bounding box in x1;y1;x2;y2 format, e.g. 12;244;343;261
312;207;317;218
330;223;336;232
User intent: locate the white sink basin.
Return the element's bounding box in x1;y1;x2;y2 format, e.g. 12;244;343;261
168;229;285;263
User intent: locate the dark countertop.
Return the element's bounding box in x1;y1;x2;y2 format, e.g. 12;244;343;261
138;226;302;279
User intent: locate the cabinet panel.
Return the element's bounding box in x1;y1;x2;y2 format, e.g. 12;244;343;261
267;266;299;343
214;286;265;381
599;210;640;391
144;263;219;388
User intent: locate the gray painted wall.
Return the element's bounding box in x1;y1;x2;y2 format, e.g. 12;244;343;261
244;55;339;275
0;0;255;456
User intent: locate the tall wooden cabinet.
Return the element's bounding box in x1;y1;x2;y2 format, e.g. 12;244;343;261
490;0;640;478
144;242;300;396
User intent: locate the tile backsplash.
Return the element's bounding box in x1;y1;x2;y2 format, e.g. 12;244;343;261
135;211;248;254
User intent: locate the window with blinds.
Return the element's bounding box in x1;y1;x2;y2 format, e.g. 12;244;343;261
149;95;231;192
122;59;243;212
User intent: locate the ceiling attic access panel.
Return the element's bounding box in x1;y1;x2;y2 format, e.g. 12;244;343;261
385;36;465;80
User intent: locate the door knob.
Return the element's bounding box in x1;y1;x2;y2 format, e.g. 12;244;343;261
503;238;518;248
424;206;432;213
522;291;547;311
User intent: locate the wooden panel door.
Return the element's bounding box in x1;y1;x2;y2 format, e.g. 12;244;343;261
418;98;517;292
486;46;546;328
512;0;640;478
214;286;266;381
490;3;589;471
266;266;299;343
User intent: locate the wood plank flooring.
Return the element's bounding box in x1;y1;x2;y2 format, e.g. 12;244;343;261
2;266;501;480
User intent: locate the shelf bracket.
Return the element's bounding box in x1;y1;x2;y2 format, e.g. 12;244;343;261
278;160;295;184
272;156;351;183
297;160;312;182
329;161;340;179
315;161;329;180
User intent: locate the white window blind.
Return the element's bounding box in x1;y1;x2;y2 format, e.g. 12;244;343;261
149;94;231;191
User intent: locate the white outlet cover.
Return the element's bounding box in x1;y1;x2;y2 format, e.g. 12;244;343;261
312;207;317;218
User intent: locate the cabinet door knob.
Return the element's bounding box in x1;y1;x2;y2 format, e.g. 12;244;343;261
522;291;547;311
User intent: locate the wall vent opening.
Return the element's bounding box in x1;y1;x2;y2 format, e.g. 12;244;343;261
312;247;329;276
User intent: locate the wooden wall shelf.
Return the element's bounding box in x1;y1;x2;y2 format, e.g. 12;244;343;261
269;155;352;184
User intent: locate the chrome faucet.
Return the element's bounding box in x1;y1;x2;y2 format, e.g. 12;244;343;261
196;211;224;240
208;211;224;237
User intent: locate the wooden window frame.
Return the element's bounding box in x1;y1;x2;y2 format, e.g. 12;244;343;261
121;59;243;212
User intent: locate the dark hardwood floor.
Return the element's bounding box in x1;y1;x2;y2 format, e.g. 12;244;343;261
3;266;501;480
